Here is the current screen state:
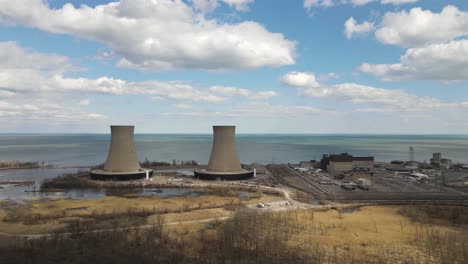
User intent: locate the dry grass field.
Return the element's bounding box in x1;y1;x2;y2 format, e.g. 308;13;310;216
0;192;280;235
0;194;466;263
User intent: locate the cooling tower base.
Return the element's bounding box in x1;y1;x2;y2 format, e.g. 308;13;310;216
194;169;254;181
90;169;153;181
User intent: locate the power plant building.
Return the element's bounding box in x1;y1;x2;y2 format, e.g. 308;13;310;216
90;125;152;180
321;153;374;173
430;153;452;169
195;126;253;180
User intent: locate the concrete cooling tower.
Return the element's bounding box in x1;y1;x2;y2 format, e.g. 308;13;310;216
90;125;153;180
195;126;253;180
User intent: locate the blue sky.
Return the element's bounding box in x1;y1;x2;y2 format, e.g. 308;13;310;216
0;0;467;133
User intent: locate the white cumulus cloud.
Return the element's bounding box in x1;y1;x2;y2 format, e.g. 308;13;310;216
375;5;468;47
306;0;419;11
0;41;279;105
344;17;374;39
281;71;320;88
0;0;295;71
0;100;106;121
281;71;468;111
221;0;255;11
304;0;334;12
0;41;75;73
165;102;333;117
209;85;277;100
360;40;468;80
191;0;218;13
380;0;419;4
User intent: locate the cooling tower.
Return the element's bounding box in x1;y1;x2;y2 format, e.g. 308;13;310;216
90;125;153;180
195;126;253;180
103;126;141;172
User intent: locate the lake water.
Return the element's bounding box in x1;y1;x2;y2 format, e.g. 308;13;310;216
1;134;467;167
1;134;467;201
0;167;249;201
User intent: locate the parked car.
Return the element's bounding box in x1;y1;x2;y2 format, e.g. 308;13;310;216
341;184;353;191
334;174;345;180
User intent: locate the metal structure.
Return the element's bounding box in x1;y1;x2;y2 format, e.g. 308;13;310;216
409;146;415;162
195;126;253;180
90;125;152;180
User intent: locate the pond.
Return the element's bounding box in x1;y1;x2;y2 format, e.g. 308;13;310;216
0;168;249;202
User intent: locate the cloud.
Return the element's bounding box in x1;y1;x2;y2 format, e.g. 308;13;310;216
0;89;15;97
375;5;468;47
304;0;334;10
344;17;374;39
224;102;333;117
351;0;374;5
360;40;468;80
174;103;193;109
0;41;280;104
0;41;75;73
209;85;251;96
191;0;218;13
190;0;254;13
249;91;278;100
0;42;226;102
380;0;419;4
221;0;255;11
0;0;294;71
281;71;468;111
281;71;320;88
305;0;419;11
318;72;339;81
0;100;106;121
352;0;419;5
209;85;278;99
78;99;90;106
165;102;333;117
50;77;229;103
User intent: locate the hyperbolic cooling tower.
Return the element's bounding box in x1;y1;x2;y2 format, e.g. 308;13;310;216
195;126;253;180
90;125;152;180
104;126;140;172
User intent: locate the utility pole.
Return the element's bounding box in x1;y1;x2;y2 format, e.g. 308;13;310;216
440;167;445;192
409;146;415;161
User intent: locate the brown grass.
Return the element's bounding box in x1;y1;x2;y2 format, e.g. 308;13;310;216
0;193;280;235
0;203;466;263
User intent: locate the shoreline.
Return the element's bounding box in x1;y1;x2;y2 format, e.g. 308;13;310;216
0;166;41;171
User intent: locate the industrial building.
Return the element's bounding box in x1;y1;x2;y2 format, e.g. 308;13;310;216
321;153;374;173
194;126;254;180
90;125;152;180
430;153;452;169
298;160;320;169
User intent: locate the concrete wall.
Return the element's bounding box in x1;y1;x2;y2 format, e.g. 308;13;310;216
103;126;141;172
353;160;374;170
328;161;353;172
